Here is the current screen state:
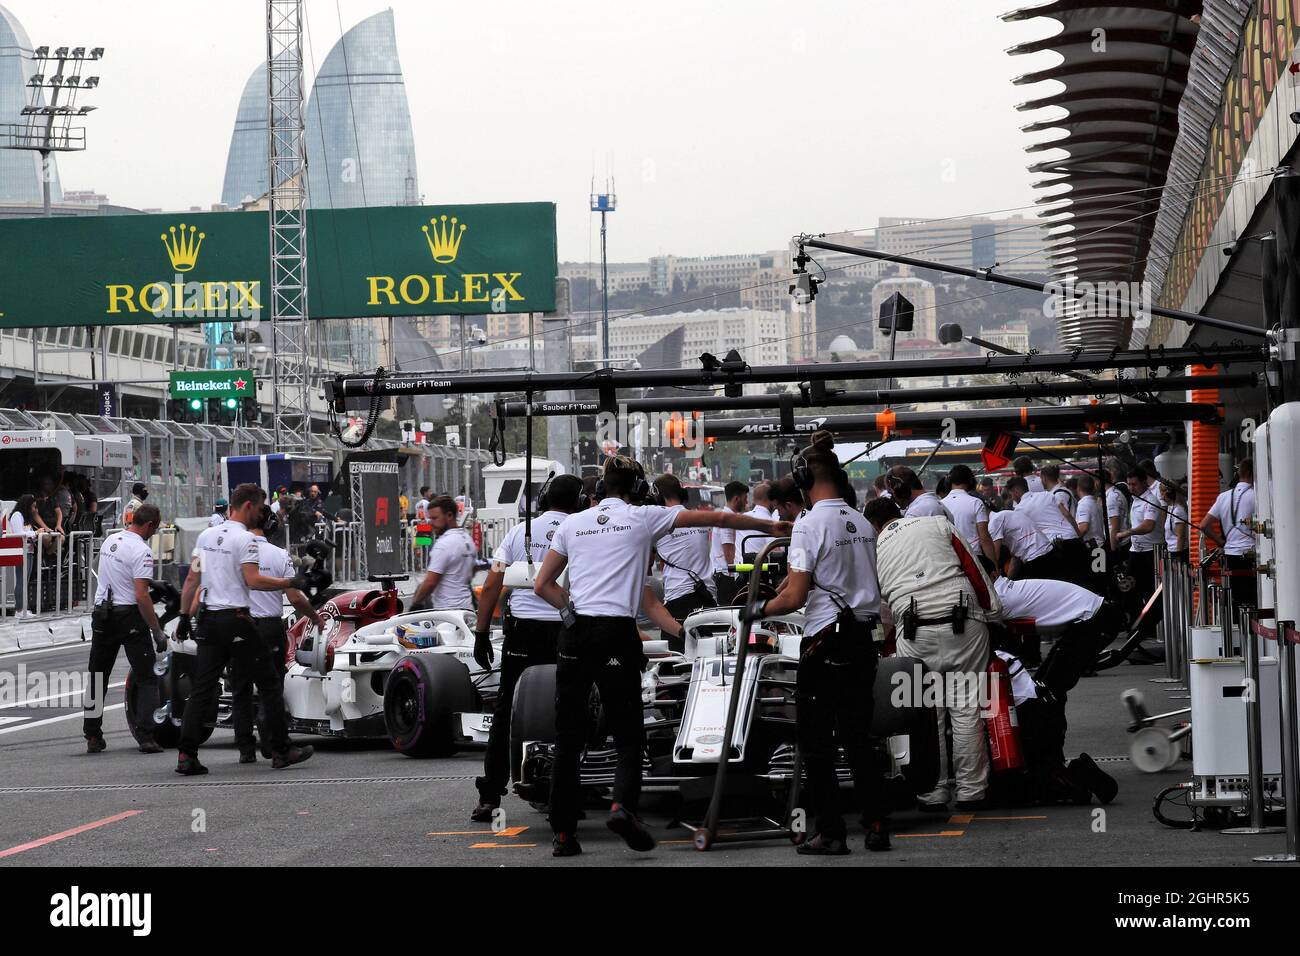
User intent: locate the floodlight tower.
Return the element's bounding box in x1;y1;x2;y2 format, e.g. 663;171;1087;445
0;45;103;217
591;178;617;363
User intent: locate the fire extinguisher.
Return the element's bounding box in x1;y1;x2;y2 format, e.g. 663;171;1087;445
985;656;1025;772
472;520;482;553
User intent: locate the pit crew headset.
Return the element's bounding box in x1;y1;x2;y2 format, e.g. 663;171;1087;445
593;455;651;503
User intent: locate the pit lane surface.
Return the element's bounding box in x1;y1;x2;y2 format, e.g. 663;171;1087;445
0;641;1287;867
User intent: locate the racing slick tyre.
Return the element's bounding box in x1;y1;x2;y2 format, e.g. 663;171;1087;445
873;656;941;796
125;657;210;749
509;663;557;790
384;653;477;757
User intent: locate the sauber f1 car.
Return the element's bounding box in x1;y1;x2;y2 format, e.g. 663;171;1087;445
128;584;503;757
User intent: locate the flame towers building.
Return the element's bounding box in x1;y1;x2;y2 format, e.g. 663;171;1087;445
0;2;64;205
220;9;419;367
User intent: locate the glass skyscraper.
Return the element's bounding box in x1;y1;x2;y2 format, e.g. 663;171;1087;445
0;2;63;205
219;62;267;208
219;8;419;367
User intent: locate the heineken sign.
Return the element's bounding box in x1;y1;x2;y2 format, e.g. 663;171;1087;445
169;369;256;401
0;201;557;329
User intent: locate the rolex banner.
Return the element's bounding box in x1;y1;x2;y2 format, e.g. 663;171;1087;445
0;201;557;329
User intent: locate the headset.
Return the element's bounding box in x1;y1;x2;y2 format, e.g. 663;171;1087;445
593;456;651;503
791;445;815;492
258;503;282;540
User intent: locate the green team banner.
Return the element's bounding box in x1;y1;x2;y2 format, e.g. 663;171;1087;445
0;201;557;328
169;369;256;401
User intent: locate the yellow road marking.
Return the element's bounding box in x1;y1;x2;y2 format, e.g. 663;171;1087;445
470;842;537;849
895;830;965;838
948;814;974;824
428;825;530;837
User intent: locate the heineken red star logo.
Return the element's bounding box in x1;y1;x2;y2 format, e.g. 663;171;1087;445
233;378;247;391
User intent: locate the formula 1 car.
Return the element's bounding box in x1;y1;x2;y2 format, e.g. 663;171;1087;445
510;605;941;820
127;584;503;756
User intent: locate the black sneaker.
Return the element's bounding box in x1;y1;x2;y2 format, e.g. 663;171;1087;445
238;748;257;764
85;736;106;754
137;739;164;755
917;799;949;813
260;741;273;760
470;802;498;823
795;833;851;856
865;821;891;852
176;753;209;776
271;745;314;769
606;805;655;852
551;832;582;857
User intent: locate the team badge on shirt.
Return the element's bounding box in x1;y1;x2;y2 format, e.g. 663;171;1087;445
846;521;857;533
597;515;609;525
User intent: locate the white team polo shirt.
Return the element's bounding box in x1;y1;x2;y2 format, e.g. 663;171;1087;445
491;510;565;621
1164;502;1188;552
1075;495;1102;542
710;506;737;574
905;491;949;520
737;504;774;561
788;497;880;636
654;504;716;602
95;529;154;606
988;508;1052;562
942;488;988;554
1105;485;1130;532
550;497;677;617
191;519;259;610
426;526;477;610
994;576;1102;628
1017;490;1078;541
1128;488;1164;553
1208;482;1256;555
248;536;294;618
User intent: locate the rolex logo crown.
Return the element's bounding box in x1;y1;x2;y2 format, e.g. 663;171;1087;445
422;214;466;264
160;222;205;272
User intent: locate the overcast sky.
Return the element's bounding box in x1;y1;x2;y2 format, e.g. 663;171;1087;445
21;0;1060;262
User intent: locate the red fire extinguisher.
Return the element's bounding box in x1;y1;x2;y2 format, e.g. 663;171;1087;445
472;520;482;553
985;656;1025;772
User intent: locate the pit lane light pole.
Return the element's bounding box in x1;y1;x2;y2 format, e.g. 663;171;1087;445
592;182;616;364
0;45;103;217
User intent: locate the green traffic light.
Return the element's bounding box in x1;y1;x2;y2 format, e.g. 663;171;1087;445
225;398;238;409
189;398;202;411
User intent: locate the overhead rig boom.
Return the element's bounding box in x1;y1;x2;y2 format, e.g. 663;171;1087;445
490;372;1257;420
681;402;1222;443
330;344;1263;411
799;237;1268;342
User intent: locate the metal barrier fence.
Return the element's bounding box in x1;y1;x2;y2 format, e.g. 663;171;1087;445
1;530;97;618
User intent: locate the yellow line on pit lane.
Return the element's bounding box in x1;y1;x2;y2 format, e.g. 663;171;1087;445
894;830;965;838
470;843;537;849
428;825;529;837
